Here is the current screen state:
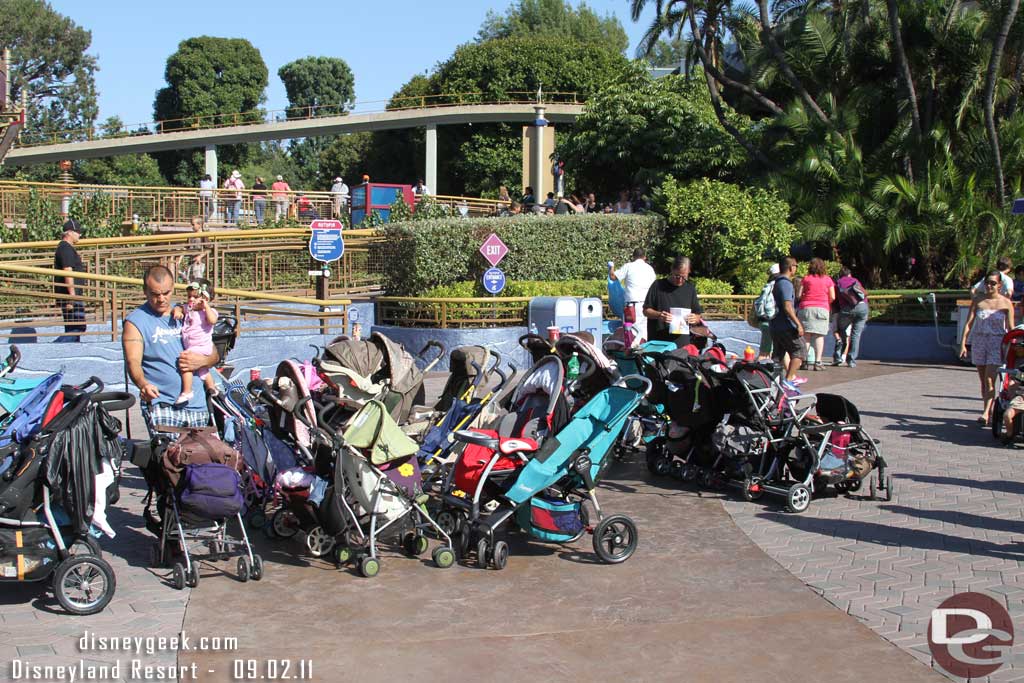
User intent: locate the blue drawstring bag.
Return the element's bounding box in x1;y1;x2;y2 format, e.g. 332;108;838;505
608;278;625;319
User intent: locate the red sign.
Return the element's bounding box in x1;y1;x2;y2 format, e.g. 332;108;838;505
310;219;344;230
479;233;509;267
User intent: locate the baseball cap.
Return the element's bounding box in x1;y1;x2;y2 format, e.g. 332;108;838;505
276;175;283;181
62;219;83;235
334;177;343;183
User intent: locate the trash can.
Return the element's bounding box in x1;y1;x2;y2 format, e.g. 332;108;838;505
578;297;603;347
529;297;579;336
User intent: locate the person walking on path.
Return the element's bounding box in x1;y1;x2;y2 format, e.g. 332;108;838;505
53;219;86;343
833;267;869;367
176;216;208;283
753;263;781;360
609;248;657;342
122;265;218;429
972;256;1014;299
797;258;835;371
271;175;291;221
198;174;214;221
643;255;704;346
223;170;244;226
961;270;1015;426
330;177;349;219
770;257;807;385
252;176;267;225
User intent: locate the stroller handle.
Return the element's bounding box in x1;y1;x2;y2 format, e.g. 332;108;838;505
3;345;21;374
418;340;446;361
620;374;653;397
74;376;104;393
89;390;136;412
490;362;512;393
518;333;551;349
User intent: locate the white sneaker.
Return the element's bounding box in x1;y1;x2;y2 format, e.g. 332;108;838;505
174;391;194;405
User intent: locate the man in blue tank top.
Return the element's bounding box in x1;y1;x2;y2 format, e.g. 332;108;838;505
123;265;219;429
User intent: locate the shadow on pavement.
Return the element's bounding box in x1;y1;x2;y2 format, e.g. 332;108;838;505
895;472;1024;496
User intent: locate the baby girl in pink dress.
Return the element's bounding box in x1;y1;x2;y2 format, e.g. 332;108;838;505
174;279;219;404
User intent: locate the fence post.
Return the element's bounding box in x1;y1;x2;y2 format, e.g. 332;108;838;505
441;301;447;329
110;289;118;342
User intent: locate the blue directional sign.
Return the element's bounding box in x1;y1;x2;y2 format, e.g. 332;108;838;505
1013;198;1024;215
483;267;506;295
308;219;345;263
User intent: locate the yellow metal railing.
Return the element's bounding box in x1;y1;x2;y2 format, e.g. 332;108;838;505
14;91;584;148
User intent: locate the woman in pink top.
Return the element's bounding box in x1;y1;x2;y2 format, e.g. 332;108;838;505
796;258;835;371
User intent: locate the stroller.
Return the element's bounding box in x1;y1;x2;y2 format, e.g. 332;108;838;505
138;406;262;589
991;327;1024;442
0;376;133;614
314;333;444;427
519;332;622;411
443;373;652;569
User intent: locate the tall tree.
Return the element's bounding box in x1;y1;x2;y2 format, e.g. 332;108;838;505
152;36;268;184
478;0;629;53
277;56;356;188
984;0;1021;207
0;0;98;144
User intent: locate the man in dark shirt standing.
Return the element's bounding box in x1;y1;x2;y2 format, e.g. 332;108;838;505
769;256;807;384
53;219;86;343
643;255;704;345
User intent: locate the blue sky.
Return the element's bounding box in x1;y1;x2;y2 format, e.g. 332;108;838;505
48;0;657;126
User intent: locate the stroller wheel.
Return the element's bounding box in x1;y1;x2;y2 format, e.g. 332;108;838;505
491;540;509;570
847;477;862;493
53;555;116;615
885;475;895;502
869;477;877;501
305;527;336;558
476;538;490;569
646;439;666;476
186;565;200;588
456;526;472;559
593;515;638;564
402;532;429;557
786;484;811;513
236;556;251;582
271;509;300;539
248;511;267;531
670;460;685;479
335;546;354;567
359;556;381;578
432;546;456;569
250;555;264;581
743;477;765;502
172;562;186;590
436;510;460;537
149;542;164;569
681;465;698;483
68;535;102;558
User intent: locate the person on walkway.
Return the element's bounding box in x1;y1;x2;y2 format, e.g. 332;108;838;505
1013;265;1024;303
497;186;511;203
252;176;267;225
643;255;704;346
176;216;208;283
584;192;600;213
271;175;291;221
123;265;218;429
198;174;214;221
330;177;349;219
770;256;807;385
615;190;633;214
754;263;781;361
797;258;835;371
960;270;1015;426
610;248;657;343
296;193;320;221
971;256;1014;299
223;170;244;226
521;186;536;210
53;219;86;343
833;266;869;368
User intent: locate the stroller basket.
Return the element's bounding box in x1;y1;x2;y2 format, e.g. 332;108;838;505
515;496;584;542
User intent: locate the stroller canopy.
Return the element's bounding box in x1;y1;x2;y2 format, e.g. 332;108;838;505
343;400;419;465
325;338;386;380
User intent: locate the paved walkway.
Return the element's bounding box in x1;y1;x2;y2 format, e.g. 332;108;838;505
722;364;1024;682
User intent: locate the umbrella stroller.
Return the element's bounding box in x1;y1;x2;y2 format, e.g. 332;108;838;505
314;333;444;427
0;377;133;614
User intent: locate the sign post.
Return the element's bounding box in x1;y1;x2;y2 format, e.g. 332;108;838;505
479;233;509;320
308;219;345;334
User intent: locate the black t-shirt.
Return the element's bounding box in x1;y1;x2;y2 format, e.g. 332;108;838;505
643;278;703;343
53;240;85;296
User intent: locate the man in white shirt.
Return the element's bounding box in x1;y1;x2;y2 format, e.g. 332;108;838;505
971;256;1014;299
330;177;349;219
609;248;657;342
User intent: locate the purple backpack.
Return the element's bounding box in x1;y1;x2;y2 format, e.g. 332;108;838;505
179;463;243;519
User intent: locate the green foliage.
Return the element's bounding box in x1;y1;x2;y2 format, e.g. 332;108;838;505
655;177;797;284
646;36;689;68
382;214;665;295
153;36;269;184
454;128;523;197
22;188;63;242
690;277;734;296
423;279;607;298
278;57;355;117
318;133;373;189
0;0;98;142
734;260;779;295
477;0;629;54
558;64;750;196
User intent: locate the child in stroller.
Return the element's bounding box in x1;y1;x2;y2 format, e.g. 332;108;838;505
991;327;1024;443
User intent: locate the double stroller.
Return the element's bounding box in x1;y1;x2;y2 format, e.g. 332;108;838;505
0;374;133;614
436;351;651;569
138;407;262;589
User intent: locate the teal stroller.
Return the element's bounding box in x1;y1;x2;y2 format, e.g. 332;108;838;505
449;374;652;569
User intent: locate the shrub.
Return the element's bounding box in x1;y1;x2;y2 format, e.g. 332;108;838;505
423;279;607;299
381;214;665;296
690;277;734;296
655;177;797;283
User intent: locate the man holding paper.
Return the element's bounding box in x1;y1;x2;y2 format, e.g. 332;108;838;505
643;255;704;345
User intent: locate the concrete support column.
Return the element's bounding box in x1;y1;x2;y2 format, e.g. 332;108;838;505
531;106;547;202
205;145;218;221
424;124;437;195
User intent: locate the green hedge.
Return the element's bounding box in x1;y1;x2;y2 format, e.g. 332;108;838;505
422;277;734;300
381;214;666;296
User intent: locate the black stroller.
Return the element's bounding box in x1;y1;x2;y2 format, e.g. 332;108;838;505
0;377;133;614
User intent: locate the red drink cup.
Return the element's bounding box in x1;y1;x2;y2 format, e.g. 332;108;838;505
250;368;261;382
547;326;560;342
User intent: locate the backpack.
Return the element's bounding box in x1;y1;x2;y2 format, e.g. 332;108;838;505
837;280;866;311
753;280;778;322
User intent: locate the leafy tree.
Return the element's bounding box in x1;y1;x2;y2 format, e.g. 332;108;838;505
0;0;98;141
318;132;373;188
655;177;797;283
478;0;629;53
646;36;689;68
277;56;357;188
558;63;749;196
76;117;164;186
152;36;268;184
